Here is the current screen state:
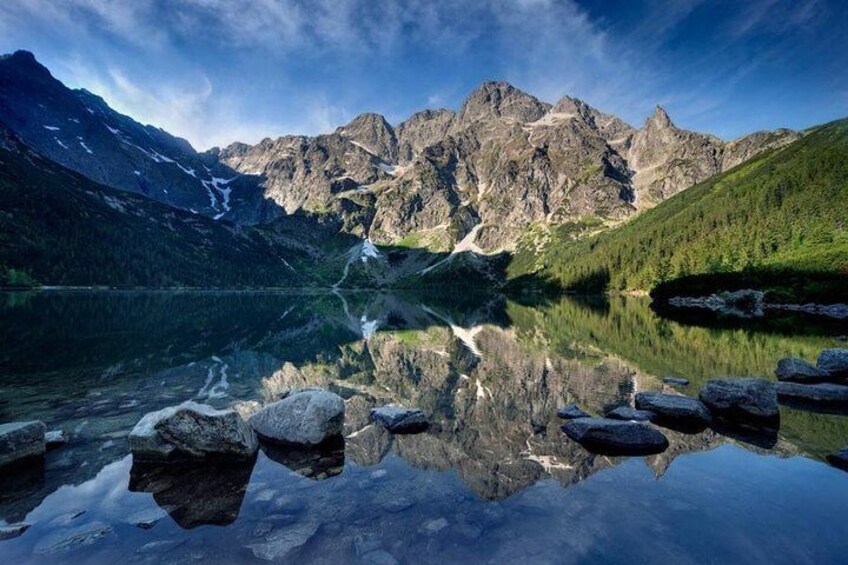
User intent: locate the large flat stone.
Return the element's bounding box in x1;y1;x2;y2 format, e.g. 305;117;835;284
699;378;779;431
561;417;668;456
0;420;46;468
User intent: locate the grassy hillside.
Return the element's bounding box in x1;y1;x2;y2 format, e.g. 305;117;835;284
509;119;848;302
0;132;317;288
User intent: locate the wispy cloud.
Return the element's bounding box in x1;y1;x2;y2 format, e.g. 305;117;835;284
0;0;842;147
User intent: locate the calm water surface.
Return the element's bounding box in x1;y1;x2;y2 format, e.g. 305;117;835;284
1;291;847;564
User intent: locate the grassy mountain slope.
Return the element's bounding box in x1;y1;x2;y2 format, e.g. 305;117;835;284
509;119;848;302
0;128;317;288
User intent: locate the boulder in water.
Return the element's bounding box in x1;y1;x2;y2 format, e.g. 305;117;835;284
249;388;345;446
0;421;46;468
605;406;654;422
776;382;848;410
556;404;590;420
129;401;258;460
561;418;668;455
699;378;779;431
776;358;828;383
663;377;689;386
635;392;711;431
370;405;429;434
817;349;848;378
827;447;848;472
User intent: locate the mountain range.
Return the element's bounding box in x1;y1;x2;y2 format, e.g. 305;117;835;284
0;49;843;298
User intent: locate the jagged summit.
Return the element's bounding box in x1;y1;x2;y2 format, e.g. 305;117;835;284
337;112;398;162
458;80;550;126
647;105;674;129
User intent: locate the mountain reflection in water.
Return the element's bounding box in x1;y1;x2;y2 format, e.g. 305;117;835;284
0;290;847;564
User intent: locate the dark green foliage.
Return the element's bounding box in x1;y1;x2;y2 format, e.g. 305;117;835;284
512;120;848;301
0;144;316;288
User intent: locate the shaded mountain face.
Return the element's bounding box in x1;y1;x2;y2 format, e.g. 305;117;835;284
0;51;276;224
0;122;333;288
218;81;799;252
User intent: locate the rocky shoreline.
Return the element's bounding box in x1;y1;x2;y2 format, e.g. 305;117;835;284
557;347;848;470
667;289;848;319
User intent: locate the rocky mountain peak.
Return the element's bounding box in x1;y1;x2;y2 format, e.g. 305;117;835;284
337;111;398;162
457;80;550;127
646;105;674;129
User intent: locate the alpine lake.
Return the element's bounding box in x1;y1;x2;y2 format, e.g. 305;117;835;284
1;290;847;564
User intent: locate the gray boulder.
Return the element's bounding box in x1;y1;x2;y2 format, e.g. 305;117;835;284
561;418;668;455
827;447;848;472
699;378;779;430
634;392;711;430
556;404;590;420
817;349;848;377
0;420;46;467
776;358;828;383
776;382;848;408
370;405;429;434
129;401;258;460
249;388;344;446
605;407;654;422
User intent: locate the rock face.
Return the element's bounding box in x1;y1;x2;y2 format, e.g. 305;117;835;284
776;358;829;383
248;388;345;446
605;407;654;422
0;421;46;467
370;405;429;434
817;349;848;377
699;378;779;430
216;77;797;252
0;51;274;224
556;404;590;420
129;401;258;460
561;418;669;455
776;382;848;408
634;392;711;430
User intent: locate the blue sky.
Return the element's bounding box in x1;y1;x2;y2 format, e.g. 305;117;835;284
2;0;845;150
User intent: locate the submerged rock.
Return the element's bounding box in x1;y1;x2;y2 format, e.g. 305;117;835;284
699;378;779;431
634;392;711;431
776;382;848;409
129;401;258;460
605;407;654;422
827;447;848;472
247;520;320;561
0;420;46;468
33;521;113;554
370;405;429;434
44;429;68;448
776;358;828;383
663;377;689;386
561;417;668;455
556;404;590;419
0;522;30;540
817;349;848;378
249;388;345;446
